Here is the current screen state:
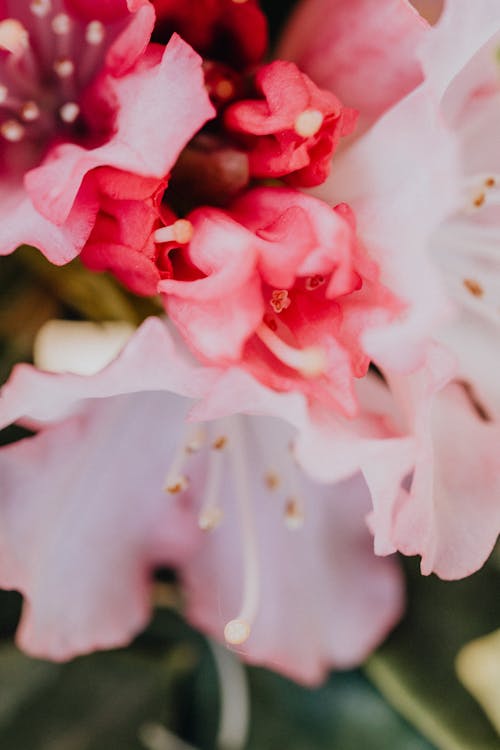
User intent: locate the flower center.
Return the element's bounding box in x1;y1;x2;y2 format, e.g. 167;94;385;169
162;415;305;646
434;171;500;325
0;2;108;162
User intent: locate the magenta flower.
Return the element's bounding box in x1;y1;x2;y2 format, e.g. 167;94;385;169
0;0;213;263
0;319;403;684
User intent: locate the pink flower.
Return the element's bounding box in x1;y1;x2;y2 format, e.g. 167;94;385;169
224;61;357;187
159;187;401;417
280;0;500;577
0;319;403;684
0;0;214;264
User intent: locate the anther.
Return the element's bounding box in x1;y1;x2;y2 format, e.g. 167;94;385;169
30;0;52;17
53;58;74;78
215;80;235;100
265;471;280;490
21;101;40;122
85;20;105;46
270;289;291;314
284;498;304;530
154;219;194;245
463;278;484;297
59;102;80;123
294;108;324;138
51;13;71;35
485;177;496;188
224;618;251;645
212;436;228;450
0;19;29;55
473;192;486;208
198;506;224;532
185;428;206;453
164;475;189;494
1;119;25;142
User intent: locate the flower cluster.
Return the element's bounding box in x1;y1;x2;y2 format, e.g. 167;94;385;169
0;0;499;688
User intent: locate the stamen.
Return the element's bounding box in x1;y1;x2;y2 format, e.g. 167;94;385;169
20;101;40;121
0;85;8;103
51;13;71;35
463;278;484;297
186;427;206;453
270;289;291;313
154;219;194;245
265;471;280;490
0;19;29;56
224;418;259;647
294;108;324;138
59;101;80;123
1;119;25;142
85;20;105;46
53;58;74;78
198;427;227;532
163;435;192;495
256;322;327;378
284;497;305;530
30;0;52;17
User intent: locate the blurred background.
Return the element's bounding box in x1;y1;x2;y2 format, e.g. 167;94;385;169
0;1;499;748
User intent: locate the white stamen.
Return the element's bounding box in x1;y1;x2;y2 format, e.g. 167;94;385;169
294;108;324;138
85;20;105;46
59;101;80;123
270;289;291;314
256;323;326;378
1;119;24;142
51;13;71;35
224;419;259;647
198;428;227;532
30;0;52;18
53;58;74;78
162;425;206;494
0;85;8;103
21;101;40;121
0;19;29;56
154;219;194;245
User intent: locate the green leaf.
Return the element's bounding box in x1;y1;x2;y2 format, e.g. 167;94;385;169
365;557;500;750
247;668;436;750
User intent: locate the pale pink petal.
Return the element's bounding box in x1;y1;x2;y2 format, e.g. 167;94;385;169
393;383;500;579
314;85;459;372
0;317;220;427
420;0;500;122
0;391;200;660
278;0;427;134
182;416;403;686
25;35;215;225
0;180;98;264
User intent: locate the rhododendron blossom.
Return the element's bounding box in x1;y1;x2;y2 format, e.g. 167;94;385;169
0;0;213;263
283;0;500;578
160;188;401;417
0;319;403;685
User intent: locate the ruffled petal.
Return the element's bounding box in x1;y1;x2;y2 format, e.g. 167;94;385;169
278;0;427;134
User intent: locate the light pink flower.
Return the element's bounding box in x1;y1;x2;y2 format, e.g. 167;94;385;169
280;0;500;577
0;318;403;683
0;0;213;263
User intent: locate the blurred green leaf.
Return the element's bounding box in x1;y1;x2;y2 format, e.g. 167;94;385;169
365;558;500;750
